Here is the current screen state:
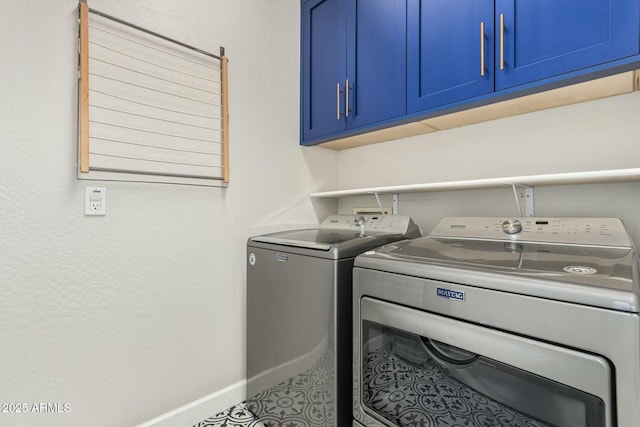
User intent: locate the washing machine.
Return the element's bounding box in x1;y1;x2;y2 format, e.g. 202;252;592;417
246;214;421;426
353;217;640;427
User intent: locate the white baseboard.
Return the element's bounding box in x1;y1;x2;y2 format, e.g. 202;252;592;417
135;380;246;427
136;337;329;427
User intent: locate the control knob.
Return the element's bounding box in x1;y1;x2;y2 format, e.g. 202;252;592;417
354;216;367;237
502;219;522;234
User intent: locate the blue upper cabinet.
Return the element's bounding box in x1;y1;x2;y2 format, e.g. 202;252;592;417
495;0;640;90
302;0;640;147
301;0;407;144
407;0;495;113
345;0;407;129
301;0;347;141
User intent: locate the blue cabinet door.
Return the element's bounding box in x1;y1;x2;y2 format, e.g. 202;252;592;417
301;0;407;143
345;0;407;129
301;0;347;141
496;0;640;90
407;0;494;113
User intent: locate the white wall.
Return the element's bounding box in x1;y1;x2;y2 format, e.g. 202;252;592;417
338;91;640;188
0;1;336;426
337;92;640;243
3;2;639;426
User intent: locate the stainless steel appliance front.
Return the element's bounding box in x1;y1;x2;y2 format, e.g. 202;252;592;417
246;214;420;426
353;217;640;427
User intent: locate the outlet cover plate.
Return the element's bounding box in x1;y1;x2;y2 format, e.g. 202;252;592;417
85;187;106;216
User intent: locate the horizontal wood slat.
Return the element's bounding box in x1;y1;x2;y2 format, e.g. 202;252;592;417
79;6;228;185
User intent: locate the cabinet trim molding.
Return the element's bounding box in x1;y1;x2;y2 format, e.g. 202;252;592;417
319;71;638;150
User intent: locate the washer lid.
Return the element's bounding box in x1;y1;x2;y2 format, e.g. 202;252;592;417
356;236;640;312
251;229;380;251
249;214;422;256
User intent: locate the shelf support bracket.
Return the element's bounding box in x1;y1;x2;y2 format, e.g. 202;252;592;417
511;184;535;217
370;191;400;215
370;192;399;215
373;192;385;215
524;186;535;217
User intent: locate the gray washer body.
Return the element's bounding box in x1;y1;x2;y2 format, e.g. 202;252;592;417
246;215;420;426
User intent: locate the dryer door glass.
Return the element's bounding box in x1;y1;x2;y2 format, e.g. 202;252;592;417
358;298;610;427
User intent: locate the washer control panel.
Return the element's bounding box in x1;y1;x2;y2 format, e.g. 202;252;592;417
320;214;419;235
430;217;632;247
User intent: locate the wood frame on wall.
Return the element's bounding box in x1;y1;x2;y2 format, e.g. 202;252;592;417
79;2;90;173
77;1;229;185
220;49;230;183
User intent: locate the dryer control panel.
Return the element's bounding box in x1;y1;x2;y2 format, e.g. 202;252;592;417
430;217;632;248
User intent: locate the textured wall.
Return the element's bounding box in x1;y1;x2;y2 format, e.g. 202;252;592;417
338;91;640;189
0;1;336;426
337;91;640;242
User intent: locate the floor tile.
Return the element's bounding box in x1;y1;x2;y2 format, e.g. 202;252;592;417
194;402;262;427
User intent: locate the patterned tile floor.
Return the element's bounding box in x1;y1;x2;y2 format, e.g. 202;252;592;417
196;337;551;426
195;350;333;427
194;402;261;427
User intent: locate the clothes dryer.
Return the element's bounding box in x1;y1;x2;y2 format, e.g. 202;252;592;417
353;217;640;427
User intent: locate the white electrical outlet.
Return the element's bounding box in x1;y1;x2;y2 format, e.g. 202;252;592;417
85;187;106;216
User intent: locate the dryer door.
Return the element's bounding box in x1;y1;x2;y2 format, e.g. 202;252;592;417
356;297;612;427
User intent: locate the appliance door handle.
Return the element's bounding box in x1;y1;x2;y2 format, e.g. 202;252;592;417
360;297;610;399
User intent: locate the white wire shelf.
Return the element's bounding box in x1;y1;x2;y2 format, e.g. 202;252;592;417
310;168;640;198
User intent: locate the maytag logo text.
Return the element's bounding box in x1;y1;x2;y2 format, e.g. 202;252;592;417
436;287;465;301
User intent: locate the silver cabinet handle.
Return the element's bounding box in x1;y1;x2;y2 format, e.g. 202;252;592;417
345;79;351;118
480;22;486;77
499;13;505;71
336;83;342;120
